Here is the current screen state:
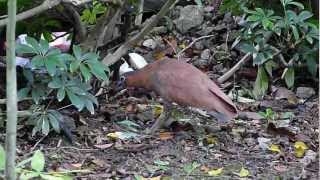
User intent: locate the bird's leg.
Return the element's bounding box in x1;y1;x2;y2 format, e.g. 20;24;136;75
147;102;171;134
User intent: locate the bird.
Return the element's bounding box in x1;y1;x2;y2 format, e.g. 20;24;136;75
116;58;238;133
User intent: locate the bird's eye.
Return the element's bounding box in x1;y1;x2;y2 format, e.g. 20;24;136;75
120;76;126;82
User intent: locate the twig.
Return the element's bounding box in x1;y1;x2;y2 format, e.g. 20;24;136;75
30;135;47;152
102;0;178;66
217;45;260;83
0;0;92;28
177;34;215;60
163;38;177;55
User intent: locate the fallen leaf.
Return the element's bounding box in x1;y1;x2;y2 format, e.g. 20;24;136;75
299;150;317;166
153;105;163;117
239;167;250;177
135;175;162;180
206;136;217;145
269;144;281;153
258;137;271;150
200;165;210;172
294;141;308;158
208;168;223;176
94;143;113;149
159;132;174;140
107;132;139;140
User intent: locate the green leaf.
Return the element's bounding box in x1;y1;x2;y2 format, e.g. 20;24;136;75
80;64;92;82
39;39;49;55
82;52;99;62
87;62;108;80
264;60;278;76
31;150;45;172
253;66;269;99
66;90;85;111
48;78;63;89
298;11;313;22
239;43;257;54
48;113;60;133
25;36;41;53
57;88;66;102
0;146;5;170
287;1;304;9
290;25;299;42
183;161;201;174
42;31;53;42
41;116;50;135
20;171;40;180
45;57;58;76
307;58;317;76
16;44;37;54
84;99;95;114
72;45;82;60
247;15;260;22
194;0;203;8
70;61;81;73
31;55;45;68
284;67;295;88
18;87;31;100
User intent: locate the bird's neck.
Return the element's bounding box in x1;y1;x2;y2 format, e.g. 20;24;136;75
126;70;150;89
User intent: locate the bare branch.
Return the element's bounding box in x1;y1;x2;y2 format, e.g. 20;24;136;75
0;0;92;28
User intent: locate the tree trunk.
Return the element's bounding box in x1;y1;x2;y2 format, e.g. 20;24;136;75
5;0;18;179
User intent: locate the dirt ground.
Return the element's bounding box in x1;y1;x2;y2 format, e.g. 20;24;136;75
5;92;318;180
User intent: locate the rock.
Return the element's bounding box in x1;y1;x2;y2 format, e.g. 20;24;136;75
174;5;204;34
196;26;215;36
142;39;157;49
193;59;209;69
212;24;227;32
296;87;315;99
299;150;317;166
200;49;211;60
223;12;233;24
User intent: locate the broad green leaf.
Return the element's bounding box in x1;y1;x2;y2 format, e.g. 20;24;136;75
208;168;223;176
57;88;66;102
70;61;81;73
42;31;53;42
39;39;49;55
18;87;31;100
239;43;257;54
253;66;269;99
82;52;99;62
72;45;82;60
298;11;313;22
0;146;5;170
46;48;61;56
48;113;60;133
31;55;45;68
48;78;63;89
88;62;108;80
247;15;260;22
45;57;58;76
25;36;41;54
66;90;85;111
31;150;45;172
284;67;295;88
16;44;37;54
23;69;34;83
80;64;92;82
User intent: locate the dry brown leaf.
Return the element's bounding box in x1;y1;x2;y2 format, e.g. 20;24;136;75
159;132;174;140
94;143;113;149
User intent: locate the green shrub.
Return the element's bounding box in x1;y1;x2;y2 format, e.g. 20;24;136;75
236;0;318;98
16;36;109;136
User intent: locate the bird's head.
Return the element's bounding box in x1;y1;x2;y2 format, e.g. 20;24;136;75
115;71;135;91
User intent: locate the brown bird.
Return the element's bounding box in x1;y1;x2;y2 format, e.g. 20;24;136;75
117;59;238;133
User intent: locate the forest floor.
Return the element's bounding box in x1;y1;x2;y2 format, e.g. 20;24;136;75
0;3;319;180
9;91;319;180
